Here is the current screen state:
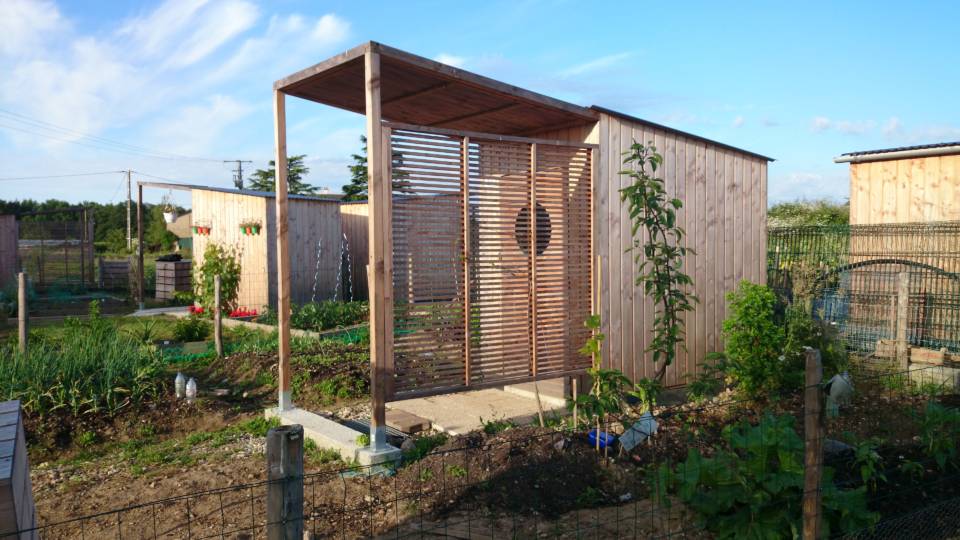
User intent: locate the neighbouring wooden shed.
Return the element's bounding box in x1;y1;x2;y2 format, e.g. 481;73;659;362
835;142;960;225
270;41;771;446
138;183;343;311
0;216;17;291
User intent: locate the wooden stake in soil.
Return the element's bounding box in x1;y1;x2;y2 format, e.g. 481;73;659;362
17;272;27;355
533;382;546;427
214;275;223;358
802;347;824;540
266;424;304;540
896;271;910;369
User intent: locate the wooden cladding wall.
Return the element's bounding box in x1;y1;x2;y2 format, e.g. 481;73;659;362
340;202;370;301
595;112;768;388
388;126;593;399
849;155;960;225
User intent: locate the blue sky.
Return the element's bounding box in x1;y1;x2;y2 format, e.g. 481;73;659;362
1;0;958;208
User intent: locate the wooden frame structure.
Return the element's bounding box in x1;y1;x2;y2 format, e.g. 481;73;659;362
274;41;771;448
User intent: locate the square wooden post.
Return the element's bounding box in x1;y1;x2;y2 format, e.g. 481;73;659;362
17;273;27;356
214;275;223;358
366;49;393;450
137;183;144;311
274;89;293;411
896;271;910;369
802;347;824;540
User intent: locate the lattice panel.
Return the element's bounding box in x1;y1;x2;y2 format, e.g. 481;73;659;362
388;126;593;398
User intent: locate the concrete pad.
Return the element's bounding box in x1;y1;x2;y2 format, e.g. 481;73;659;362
503;378;568;408
385;409;430;434
387;388;567;436
264;407;400;466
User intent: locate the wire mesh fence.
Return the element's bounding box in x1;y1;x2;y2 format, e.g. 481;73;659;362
768;221;960;355
14;360;960;539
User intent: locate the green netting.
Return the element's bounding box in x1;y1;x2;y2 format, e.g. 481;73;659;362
768;221;960;354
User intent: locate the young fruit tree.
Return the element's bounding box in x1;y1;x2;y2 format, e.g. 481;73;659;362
619;142;697;381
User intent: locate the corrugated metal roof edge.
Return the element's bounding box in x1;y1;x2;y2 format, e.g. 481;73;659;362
590;106;775;162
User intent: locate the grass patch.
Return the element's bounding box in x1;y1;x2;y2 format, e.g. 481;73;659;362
402;433;448;463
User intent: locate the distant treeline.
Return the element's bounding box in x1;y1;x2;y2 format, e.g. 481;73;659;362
0;199;183;253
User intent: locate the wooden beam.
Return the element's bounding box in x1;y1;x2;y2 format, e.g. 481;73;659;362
530;142;538;377
383;82;450;106
274;89;293;411
366;49;391;450
515;119;596;138
383;121;598;149
137;183;144;310
273;42;371;91
428;103;522;128
462;136;472;386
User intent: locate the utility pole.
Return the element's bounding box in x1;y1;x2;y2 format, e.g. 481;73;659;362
225;160;253;190
126;170;132;251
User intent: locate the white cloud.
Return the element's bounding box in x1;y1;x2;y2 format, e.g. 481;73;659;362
732;115;745;128
311;14;350;47
0;0;66;57
835;120;875;135
147;95;252;156
434;53;466;68
882;116;902;137
811;116;832;132
762;118;780;127
769;171;849;203
164;0;259;68
559;52;632;78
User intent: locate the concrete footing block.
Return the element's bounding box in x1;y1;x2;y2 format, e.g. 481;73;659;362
264;407;401;466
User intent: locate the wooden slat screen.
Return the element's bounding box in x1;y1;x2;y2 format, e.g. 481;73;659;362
388;125;593;399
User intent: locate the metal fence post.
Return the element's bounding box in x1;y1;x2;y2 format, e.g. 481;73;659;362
267;424;304;540
17;272;27;356
802;348;824;540
214;275;223;358
896;271;910;369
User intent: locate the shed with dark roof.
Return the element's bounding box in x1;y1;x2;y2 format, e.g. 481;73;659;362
834;142;960;224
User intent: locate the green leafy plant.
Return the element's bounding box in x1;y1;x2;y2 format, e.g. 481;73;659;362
173;315;211;342
292;301;368;332
619;142;697;380
402;433;448;463
446;464;467;478
652;413;878;538
712;281;787;399
898;459;925;481
850;436;886;491
919;401;960;470
125;318;159;344
481;416;516;435
193;242;241;315
355;433;370;447
686;361;726;403
628;377;662;414
783;302;847;380
570;315;631;450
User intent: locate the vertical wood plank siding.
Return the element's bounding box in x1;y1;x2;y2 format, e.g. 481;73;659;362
533;113;768;387
191;189;342;310
849;155;960;224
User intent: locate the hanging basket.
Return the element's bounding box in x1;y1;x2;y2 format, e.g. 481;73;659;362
239;220;262;236
163;209;177;224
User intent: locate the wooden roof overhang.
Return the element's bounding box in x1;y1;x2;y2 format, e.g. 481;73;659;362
274;41;599;136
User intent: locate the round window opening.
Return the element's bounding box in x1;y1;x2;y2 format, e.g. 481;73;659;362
515;203;552;256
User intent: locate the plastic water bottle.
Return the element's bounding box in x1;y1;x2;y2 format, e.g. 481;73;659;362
186;378;197;404
175;372;186;399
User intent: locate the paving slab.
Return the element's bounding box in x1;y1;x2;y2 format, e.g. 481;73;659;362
265;407;400;466
387;388;567;436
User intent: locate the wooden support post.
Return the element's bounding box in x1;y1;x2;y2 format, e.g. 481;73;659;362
366;49;392;450
572;377;578;430
98;256;104;289
802;348;824;540
896;271;910;369
137;183;144;311
266;424;304;540
274;90;292;411
530;143;538;377
462;136;472;387
79;209;86;287
214;275;223;358
17;273;27;356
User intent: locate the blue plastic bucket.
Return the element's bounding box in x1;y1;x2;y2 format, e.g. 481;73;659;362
588;429;617;449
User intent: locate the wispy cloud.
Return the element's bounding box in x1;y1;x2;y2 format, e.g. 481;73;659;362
732;115;745;128
559;52;632;78
769;171;849;203
810;116;875;135
434;53;466;68
811;116;832;132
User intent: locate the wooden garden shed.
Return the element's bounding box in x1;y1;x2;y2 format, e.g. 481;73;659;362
835;142;960;225
137;182;344;311
269;41;771;449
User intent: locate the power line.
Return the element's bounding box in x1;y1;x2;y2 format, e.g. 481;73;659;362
0;170;124;182
0;109;228;163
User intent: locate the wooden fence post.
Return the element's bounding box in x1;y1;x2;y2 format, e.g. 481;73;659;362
214;275;223;358
896;271;910;369
266;424;303;540
17;273;27;356
802;347;824;540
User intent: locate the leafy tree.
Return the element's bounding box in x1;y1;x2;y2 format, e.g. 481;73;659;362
341;135;410;201
248;155;317;195
193;243;241;315
619;142;697;381
768;198;849;226
144;205;178;251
